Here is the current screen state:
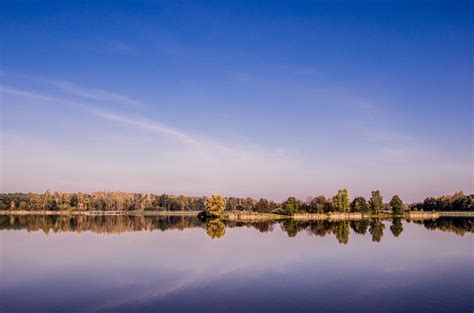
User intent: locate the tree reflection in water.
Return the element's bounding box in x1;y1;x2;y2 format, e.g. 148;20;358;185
0;215;471;243
369;219;385;242
390;218;404;237
205;219;226;239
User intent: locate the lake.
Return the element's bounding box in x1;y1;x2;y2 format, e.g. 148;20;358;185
0;215;472;313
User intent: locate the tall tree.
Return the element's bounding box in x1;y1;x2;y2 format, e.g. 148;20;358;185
369;190;384;214
332;189;350;212
389;195;403;215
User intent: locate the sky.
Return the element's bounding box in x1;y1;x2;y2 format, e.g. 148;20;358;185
0;1;472;202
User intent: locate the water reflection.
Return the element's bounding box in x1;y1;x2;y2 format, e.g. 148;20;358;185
390;218;404;237
0;215;472;243
1;215;472;313
369;219;385;242
205;219;226;239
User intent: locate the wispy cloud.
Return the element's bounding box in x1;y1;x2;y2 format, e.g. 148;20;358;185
1;82;229;154
51;81;143;107
1;77;290;162
0;84;97;111
2;74;471;201
1;79;307;199
1;83;200;148
1;85;58;102
92;110;200;147
1;73;143;107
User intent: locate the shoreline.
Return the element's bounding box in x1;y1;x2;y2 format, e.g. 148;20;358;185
1;210;472;220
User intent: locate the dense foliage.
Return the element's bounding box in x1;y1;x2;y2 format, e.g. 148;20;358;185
389;195;403;215
332;189;350;212
410;192;473;212
204;195;226;217
369;190;384;214
351;196;370;213
1;190;472;214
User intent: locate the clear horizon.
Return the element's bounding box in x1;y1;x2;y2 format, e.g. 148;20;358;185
1;1;472;202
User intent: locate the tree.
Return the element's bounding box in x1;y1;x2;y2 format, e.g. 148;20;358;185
1;190;471;214
254;198;276;213
308;195;333;213
369;190;384;214
236;197;256;211
419;192;473;212
332;189;350;212
389;195;403;215
350;196;369;213
225;197;239;211
453;194;473;211
281;197;303;215
422;197;438;211
204;195;226;217
42;190;51;211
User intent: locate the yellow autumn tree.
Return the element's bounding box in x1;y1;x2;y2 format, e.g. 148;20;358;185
204;195;226;217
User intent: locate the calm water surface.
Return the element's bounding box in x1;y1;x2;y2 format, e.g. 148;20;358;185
0;216;472;313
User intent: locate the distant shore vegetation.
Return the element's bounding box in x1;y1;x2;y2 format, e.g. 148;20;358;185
1;190;472;214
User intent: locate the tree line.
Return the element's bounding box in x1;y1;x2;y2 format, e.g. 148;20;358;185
0;190;472;214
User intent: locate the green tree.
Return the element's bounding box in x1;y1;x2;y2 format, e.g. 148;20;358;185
281;197;303;215
389;195;403;215
204;195;226;217
350;196;369;213
332;189;350;212
369;190;384;214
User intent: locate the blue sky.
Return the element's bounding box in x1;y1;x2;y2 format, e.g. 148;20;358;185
1;1;472;201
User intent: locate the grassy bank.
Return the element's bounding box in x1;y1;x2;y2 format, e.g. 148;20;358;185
224;212;287;221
